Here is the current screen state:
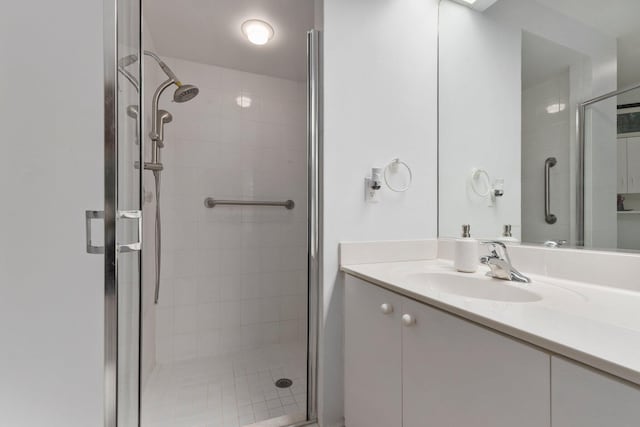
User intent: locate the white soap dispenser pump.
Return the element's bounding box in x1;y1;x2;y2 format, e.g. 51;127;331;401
454;224;479;273
498;224;519;243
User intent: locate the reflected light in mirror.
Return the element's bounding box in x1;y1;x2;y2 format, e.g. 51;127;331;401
546;103;566;114
450;0;499;12
236;95;252;108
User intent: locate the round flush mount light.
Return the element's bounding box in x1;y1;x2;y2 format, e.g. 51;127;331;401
241;19;275;45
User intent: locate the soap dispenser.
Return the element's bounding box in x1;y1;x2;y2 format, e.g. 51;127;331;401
498;224;519;243
454;224;479;273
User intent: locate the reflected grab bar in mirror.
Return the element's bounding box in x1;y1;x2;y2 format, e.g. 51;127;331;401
204;198;295;210
545;157;557;224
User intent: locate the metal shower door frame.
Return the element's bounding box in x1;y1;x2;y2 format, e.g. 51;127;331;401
306;28;322;426
104;0;143;425
104;3;321;426
104;0;118;422
576;80;640;246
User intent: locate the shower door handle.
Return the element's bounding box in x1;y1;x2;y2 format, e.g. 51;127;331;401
85;210;142;254
117;210;142;253
545;157;557;224
85;210;105;254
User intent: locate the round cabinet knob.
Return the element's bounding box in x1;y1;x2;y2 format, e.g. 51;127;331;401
402;314;416;326
380;303;394;315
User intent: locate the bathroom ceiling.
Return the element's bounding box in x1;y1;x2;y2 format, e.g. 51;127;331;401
144;0;315;82
522;31;587;90
533;0;640;87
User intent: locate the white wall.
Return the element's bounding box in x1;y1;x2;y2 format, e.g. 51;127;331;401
487;0;616;100
439;0;522;240
322;0;439;425
152;57;308;364
0;1;104;426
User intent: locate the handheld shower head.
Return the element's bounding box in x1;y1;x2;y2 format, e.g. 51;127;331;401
174;84;199;103
145;51;199;102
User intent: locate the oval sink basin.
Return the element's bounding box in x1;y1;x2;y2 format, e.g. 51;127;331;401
405;272;542;303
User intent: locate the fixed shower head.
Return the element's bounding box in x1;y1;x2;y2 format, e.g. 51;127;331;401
173;84;199;103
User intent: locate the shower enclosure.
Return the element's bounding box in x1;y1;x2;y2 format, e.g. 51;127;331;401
104;0;321;426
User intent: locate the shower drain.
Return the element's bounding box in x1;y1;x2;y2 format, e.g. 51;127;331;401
275;378;293;389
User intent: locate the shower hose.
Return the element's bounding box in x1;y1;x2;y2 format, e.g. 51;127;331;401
153;170;161;304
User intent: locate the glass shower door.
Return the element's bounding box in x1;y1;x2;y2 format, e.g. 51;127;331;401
105;0;143;426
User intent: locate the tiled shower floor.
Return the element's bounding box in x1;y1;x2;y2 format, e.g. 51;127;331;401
142;341;307;427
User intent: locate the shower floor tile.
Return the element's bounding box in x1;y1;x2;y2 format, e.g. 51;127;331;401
142;341;307;427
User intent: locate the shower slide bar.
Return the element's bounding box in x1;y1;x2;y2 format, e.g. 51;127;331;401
204;197;295;210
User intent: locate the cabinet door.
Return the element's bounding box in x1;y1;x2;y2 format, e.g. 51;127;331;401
552;356;640;427
344;277;403;427
402;299;550;427
626;137;640;193
617;138;628;193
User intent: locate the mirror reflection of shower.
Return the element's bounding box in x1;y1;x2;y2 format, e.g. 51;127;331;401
144;51;199;304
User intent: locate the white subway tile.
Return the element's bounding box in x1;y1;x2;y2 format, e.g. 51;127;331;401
173;333;198;361
174;277;198;306
174;306;197;334
197;302;220;331
156;307;173;337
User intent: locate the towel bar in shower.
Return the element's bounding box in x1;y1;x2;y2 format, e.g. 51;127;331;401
204;198;295;210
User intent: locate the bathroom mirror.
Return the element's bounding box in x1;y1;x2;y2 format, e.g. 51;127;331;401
438;0;640;251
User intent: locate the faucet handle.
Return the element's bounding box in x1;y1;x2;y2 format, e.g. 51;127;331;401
481;240;507;249
480;240;512;263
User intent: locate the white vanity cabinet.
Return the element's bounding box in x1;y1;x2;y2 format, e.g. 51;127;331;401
344;276;404;427
345;276;550;427
402;297;550;427
551;356;640;427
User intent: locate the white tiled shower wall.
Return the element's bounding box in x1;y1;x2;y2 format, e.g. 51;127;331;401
522;70;571;244
151;56;308;364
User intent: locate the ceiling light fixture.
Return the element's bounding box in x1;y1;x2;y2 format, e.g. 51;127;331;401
241;19;275;46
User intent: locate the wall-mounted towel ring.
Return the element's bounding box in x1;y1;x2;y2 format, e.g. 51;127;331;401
384;158;412;192
470;168;492;197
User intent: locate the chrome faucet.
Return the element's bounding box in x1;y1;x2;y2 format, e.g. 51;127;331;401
543;239;567;248
480;241;531;283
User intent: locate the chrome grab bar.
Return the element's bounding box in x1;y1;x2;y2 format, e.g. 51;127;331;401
545;157;557;224
204;198;295;210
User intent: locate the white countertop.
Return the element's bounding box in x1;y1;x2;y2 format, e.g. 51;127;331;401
342;259;640;386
